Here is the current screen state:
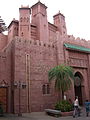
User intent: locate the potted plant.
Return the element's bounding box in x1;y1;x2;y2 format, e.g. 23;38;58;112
55;100;73;116
48;64;75;116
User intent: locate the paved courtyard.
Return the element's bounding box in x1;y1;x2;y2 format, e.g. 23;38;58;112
0;108;90;120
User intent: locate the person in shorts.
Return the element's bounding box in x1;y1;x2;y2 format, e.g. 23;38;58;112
85;100;90;117
73;96;80;118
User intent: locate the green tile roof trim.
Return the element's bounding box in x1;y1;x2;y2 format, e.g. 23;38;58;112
64;43;90;52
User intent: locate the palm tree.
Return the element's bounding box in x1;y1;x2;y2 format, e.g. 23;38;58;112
48;64;75;99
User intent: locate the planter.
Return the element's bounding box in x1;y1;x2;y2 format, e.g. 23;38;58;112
61;111;73;117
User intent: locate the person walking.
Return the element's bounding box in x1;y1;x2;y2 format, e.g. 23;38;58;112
73;96;80;118
85;100;90;117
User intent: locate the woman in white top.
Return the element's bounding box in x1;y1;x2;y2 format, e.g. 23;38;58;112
73;97;80;118
74;98;79;107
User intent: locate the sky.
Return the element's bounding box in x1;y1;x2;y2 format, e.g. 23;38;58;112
0;0;90;40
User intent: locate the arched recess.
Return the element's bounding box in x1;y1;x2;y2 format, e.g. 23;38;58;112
74;72;84;105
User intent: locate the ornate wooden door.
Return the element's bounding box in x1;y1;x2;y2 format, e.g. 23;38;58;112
0;88;7;112
74;85;83;105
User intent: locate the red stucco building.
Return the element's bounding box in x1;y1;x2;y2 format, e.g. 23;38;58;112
0;1;90;113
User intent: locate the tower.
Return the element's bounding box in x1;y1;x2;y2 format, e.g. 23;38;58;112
53;11;67;36
31;1;49;42
19;5;31;40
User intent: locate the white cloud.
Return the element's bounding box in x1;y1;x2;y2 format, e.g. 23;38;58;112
0;0;90;40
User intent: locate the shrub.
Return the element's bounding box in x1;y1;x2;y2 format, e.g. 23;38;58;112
55;100;73;112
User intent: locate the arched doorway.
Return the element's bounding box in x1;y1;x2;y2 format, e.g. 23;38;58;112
0;87;8;112
0;80;8;112
74;72;83;105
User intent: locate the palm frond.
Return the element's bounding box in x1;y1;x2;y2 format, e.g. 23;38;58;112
48;64;74;93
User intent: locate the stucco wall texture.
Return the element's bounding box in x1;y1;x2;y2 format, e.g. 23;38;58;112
0;1;90;113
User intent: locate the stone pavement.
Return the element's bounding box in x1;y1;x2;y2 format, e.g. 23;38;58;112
0;108;90;120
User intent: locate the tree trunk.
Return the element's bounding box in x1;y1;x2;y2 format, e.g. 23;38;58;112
62;91;64;100
58;91;61;101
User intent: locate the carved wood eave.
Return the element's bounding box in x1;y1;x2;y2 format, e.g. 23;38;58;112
70;64;88;69
65;47;90;54
68;58;88;69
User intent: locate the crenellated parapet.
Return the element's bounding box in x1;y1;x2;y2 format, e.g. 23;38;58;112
14;36;56;49
66;35;90;49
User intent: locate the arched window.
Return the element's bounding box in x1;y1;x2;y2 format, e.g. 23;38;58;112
42;85;46;94
20;17;22;22
42;84;50;95
47;84;50;94
21;32;23;36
